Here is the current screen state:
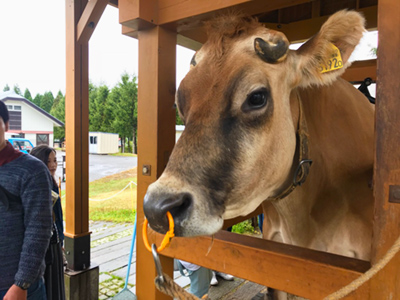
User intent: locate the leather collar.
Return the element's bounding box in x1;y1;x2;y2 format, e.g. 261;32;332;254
269;92;312;200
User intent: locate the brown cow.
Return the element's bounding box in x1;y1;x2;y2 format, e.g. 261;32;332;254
143;9;374;288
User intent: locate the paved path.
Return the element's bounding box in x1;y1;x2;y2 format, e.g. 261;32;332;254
89;221;270;300
90;221;190;299
55;151;137;190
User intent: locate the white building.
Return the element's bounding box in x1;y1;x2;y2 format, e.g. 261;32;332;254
176;125;185;142
89;132;119;154
0;91;64;146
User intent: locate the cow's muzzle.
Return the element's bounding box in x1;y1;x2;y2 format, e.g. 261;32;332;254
143;191;193;236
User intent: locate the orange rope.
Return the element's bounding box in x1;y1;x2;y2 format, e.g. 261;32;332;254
143;211;175;252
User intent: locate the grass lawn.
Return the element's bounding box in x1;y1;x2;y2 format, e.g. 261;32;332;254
109;152;137;157
61;167;137;223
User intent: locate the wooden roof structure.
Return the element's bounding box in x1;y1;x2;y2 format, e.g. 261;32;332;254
64;0;399;299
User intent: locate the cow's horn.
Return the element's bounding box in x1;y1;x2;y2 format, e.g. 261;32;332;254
254;37;289;64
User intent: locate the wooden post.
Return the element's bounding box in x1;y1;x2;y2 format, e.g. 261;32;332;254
370;0;400;297
65;0;91;271
136;25;177;300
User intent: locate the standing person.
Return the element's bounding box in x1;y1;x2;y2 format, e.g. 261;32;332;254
31;145;65;300
176;260;212;298
0;101;53;300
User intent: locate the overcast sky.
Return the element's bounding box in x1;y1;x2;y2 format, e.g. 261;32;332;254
0;1;194;97
0;1;376;97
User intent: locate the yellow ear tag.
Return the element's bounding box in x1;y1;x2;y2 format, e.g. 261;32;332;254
318;43;343;73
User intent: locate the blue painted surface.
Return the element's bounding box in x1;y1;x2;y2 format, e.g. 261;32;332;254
8;138;34;154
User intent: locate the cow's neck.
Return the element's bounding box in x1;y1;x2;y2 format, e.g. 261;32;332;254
263;79;375;258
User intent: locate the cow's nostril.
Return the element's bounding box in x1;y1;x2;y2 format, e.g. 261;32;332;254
168;193;192;223
143;192;193;234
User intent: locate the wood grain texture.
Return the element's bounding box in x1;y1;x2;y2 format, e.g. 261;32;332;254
370;0;400;298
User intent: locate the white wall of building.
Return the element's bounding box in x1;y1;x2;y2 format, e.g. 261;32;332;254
21;102;54;131
89;132;119;154
5;99;56;146
176;125;185;142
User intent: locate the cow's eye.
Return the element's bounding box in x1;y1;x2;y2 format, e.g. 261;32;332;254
242;88;269;112
248;92;266;107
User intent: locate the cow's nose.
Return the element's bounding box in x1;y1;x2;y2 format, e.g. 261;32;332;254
143;192;193;235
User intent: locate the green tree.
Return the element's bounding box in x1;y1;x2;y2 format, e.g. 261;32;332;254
24;88;33;101
33;94;43;107
3;84;10;92
176;108;184;125
89;84;112;132
41;91;54;112
50;91;65;140
51;90;62;110
13;85;22;95
109;73;138;153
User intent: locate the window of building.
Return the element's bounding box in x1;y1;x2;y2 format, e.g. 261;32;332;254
89;136;98;144
8;111;21;130
37;134;49;146
13;105;21;111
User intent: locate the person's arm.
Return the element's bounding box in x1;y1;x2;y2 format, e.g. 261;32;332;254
14;165;52;288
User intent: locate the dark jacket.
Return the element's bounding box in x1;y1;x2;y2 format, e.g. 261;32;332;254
52;184;64;245
0;151;53;290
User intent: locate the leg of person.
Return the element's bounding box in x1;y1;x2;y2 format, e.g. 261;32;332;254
44;263;52;300
210;271;218;286
27;277;47;300
51;242;66;300
215;271;234;281
258;214;264;233
188;267;212;298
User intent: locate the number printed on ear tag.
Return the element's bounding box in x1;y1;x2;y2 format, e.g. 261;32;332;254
318;43;343;73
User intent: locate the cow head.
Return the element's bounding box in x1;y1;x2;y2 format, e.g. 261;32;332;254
143;10;365;236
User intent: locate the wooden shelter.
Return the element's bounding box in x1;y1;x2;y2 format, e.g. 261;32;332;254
64;0;400;298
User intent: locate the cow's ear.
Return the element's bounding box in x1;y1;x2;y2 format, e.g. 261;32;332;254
292;10;365;87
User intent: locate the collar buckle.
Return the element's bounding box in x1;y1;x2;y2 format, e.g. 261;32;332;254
293;159;313;186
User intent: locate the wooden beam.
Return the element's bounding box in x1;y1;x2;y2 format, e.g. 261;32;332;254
65;0;89;240
108;0;118;8
341;59;376;83
119;0;157;29
262;6;377;43
152;230;370;299
121;25;137;38
65;0;90;270
311;0;321;18
123;26;204;51
136;25;177;300
171;5;376;48
77;0;109;43
158;0;253;24
121;3;377;50
120;0;312;47
177;34;203;51
370;0;400;298
157;0;311;25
